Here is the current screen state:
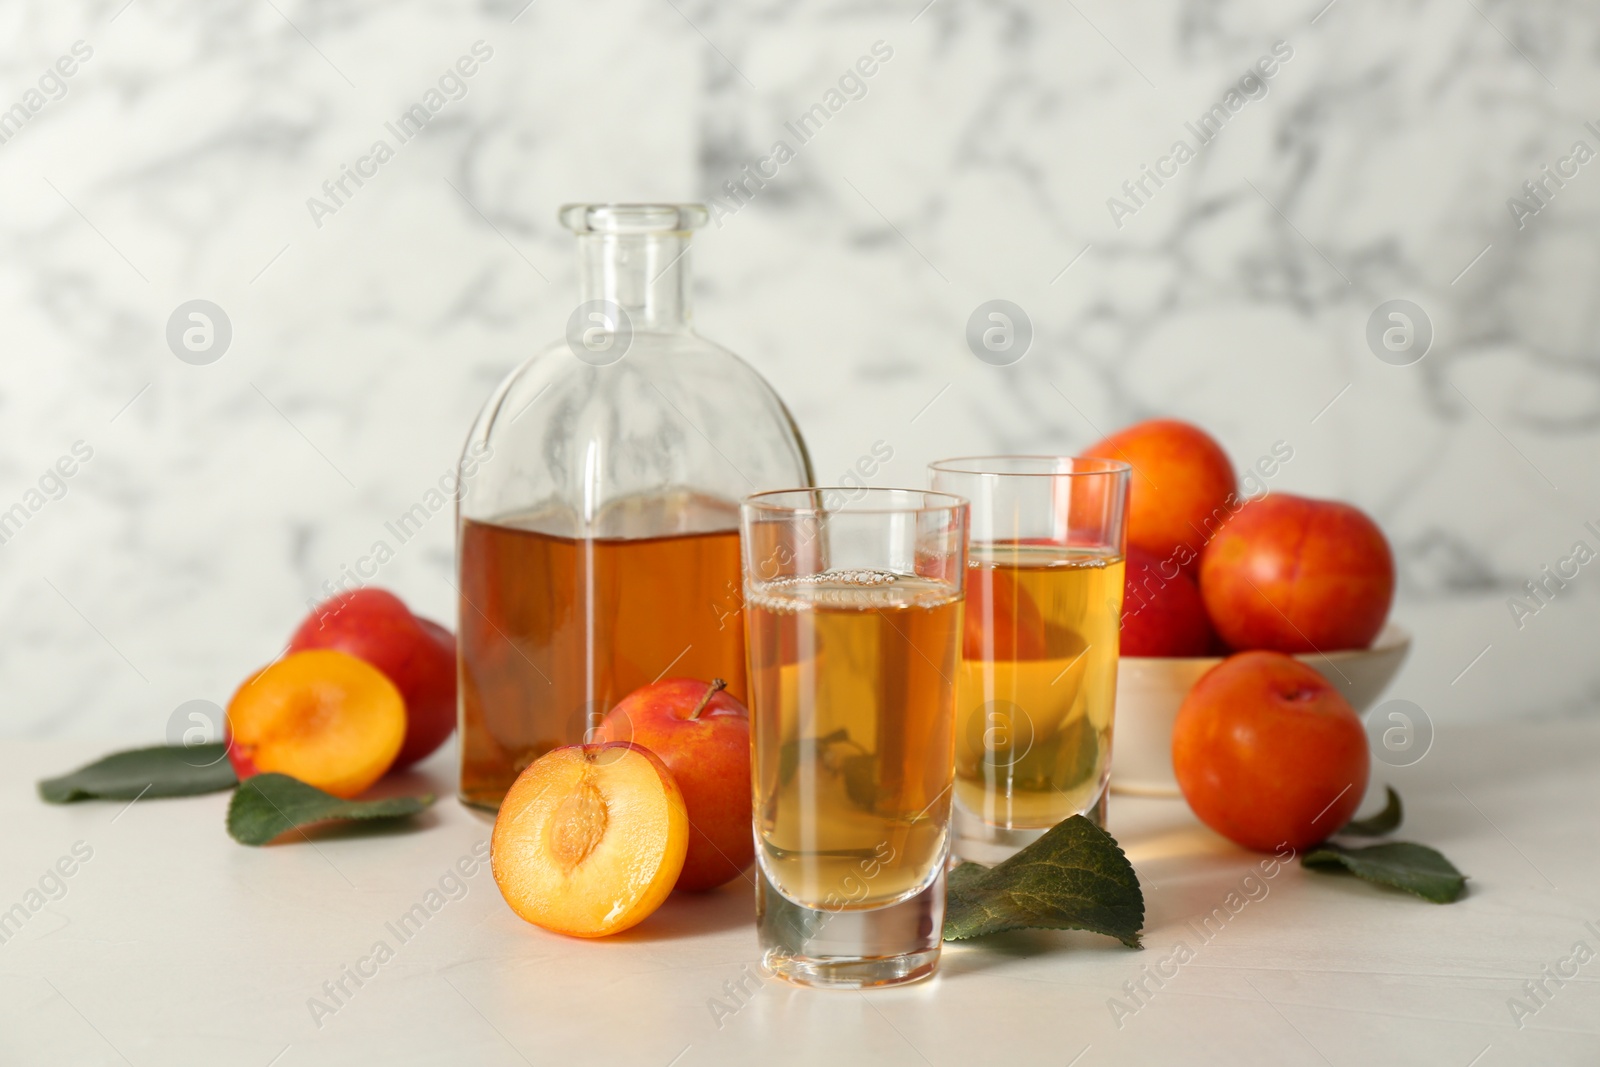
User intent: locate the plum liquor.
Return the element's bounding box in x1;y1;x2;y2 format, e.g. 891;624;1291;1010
457;494;747;809
747;570;960;909
956;542;1125;828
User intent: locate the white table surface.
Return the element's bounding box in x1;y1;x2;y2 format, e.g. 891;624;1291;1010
3;721;1597;1066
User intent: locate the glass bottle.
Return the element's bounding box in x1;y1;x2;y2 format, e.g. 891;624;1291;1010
455;203;813;809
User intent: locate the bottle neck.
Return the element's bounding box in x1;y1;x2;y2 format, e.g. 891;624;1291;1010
575;232;692;331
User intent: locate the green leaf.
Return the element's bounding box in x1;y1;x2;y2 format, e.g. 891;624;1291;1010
997;712;1096;795
778;727;848;787
39;744;238;803
946;858;990;895
1047;713;1100;794
1342;786;1403;836
227;773;435;846
1302;840;1467;903
943;815;1144;946
842;752;878;812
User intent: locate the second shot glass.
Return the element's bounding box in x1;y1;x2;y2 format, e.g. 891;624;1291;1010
928;457;1131;864
741;487;968;989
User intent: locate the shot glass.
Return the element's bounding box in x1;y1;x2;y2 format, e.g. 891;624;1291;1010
928;457;1130;864
741;487;969;989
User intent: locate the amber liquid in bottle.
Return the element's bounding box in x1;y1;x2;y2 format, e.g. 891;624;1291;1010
458;493;746;809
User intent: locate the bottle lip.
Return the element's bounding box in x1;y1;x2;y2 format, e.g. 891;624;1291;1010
558;203;709;235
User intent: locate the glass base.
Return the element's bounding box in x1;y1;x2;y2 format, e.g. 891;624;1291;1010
952;782;1107;865
755;864;945;989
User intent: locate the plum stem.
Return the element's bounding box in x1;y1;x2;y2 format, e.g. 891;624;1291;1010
689;678;726;720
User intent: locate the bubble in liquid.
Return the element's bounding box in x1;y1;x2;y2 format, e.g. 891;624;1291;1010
770;569;897;588
752;569;899;612
752;569;961;613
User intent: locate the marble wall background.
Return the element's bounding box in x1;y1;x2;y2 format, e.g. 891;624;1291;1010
3;0;1596;740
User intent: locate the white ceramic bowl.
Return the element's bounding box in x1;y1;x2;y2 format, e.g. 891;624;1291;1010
1110;624;1412;797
